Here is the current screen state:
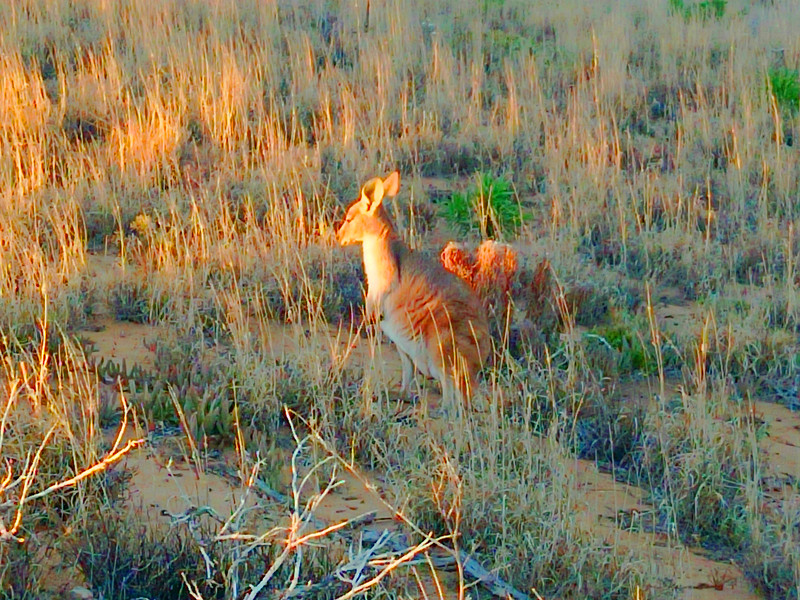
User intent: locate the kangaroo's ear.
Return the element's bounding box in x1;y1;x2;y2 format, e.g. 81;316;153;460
361;177;385;212
383;171;400;197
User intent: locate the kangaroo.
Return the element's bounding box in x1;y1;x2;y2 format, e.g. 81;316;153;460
336;171;490;408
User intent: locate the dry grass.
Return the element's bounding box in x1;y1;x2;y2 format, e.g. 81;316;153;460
1;0;800;598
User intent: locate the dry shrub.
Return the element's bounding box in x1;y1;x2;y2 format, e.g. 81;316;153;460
440;239;518;313
518;256;553;323
439;241;478;284
441;240;560;355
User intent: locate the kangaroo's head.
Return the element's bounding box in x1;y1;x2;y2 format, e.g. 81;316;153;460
336;171;401;245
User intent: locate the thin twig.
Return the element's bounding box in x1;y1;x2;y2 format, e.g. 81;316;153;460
0;393;144;541
288;408;535;600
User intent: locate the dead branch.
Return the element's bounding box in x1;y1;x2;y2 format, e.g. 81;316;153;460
0;392;144;542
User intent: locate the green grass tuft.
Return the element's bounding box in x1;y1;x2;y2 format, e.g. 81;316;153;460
768;67;800;114
442;172;526;240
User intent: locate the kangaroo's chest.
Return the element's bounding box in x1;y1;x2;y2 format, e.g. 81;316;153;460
362;237;398;313
364;261;387;306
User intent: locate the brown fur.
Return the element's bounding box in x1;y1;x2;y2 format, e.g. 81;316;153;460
337;172;490;406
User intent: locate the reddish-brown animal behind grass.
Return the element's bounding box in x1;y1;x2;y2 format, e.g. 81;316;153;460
440;239;518;317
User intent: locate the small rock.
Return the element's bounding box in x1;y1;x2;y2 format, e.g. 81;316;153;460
70;586;95;600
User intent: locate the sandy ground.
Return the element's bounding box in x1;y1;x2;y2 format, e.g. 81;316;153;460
58;313;789;600
38;254;792;598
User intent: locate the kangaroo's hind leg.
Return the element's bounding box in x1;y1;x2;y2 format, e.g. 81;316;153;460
397;347;414;394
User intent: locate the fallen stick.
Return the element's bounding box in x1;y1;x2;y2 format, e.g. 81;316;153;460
218;466;533;600
361;530;532;600
458;551;533;600
212;463;378;534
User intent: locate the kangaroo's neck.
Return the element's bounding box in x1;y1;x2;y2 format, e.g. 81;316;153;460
361;231;404;314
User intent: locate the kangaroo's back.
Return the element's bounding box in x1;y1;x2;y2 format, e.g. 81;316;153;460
336;171;490;406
